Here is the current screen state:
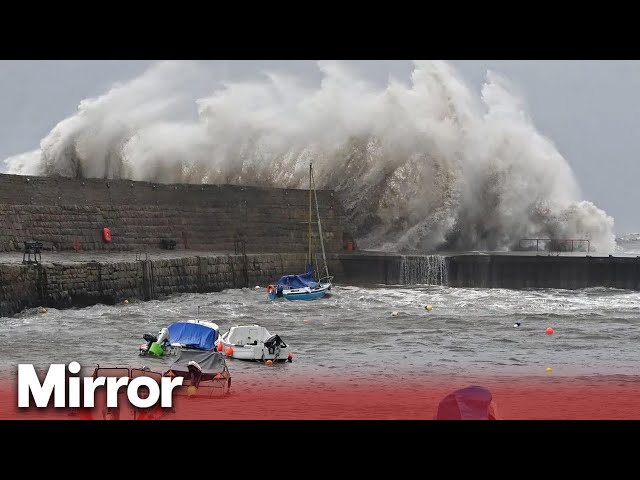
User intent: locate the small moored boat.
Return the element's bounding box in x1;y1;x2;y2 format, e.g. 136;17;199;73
216;324;293;363
267;265;331;301
139;320;219;357
267;162;333;301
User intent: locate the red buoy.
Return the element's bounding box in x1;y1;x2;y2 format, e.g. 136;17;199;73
546;327;554;335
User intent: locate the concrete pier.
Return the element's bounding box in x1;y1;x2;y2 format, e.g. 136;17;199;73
337;252;640;291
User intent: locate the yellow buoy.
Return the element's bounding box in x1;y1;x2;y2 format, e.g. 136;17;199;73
546;367;553;373
425;305;433;311
187;386;198;397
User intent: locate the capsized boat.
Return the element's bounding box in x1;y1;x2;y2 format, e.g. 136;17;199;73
216;324;293;363
84;353;231;420
85;365;176;420
139;320;219;357
163;350;231;399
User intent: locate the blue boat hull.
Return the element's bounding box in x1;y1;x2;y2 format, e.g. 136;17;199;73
267;263;332;301
283;289;328;301
268;284;331;301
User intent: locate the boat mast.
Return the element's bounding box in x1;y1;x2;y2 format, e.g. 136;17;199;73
308;162;313;267
311;165;330;280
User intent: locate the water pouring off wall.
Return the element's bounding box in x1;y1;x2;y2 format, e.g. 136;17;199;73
398;255;447;285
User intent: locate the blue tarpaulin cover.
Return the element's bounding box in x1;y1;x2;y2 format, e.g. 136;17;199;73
275;264;319;290
167;322;217;350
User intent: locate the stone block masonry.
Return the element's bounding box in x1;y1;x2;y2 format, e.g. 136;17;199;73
0;173;345;253
0;253;344;317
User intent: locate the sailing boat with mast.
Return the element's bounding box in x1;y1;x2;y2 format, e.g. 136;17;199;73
266;162;333;301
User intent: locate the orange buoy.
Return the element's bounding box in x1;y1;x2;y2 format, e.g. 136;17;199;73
265;360;273;366
216;343;223;352
225;346;233;356
546;327;554;335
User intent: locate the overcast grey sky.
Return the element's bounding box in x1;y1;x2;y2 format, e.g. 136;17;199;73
0;60;637;234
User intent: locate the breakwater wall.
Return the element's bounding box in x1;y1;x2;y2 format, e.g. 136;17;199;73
0;253;344;317
0;173;345;253
338;253;640;290
3;250;640;318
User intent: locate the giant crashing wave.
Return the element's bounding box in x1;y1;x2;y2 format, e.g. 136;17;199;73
3;60;616;253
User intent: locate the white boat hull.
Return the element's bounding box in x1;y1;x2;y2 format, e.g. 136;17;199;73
217;325;292;362
219;342;291;361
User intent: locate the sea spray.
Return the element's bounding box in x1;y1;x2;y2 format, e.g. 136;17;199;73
4;60;616;253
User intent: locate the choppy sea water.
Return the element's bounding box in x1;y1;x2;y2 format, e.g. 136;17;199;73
2;285;639;384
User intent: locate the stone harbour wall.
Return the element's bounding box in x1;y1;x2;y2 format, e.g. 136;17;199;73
0;253;344;317
0;173;346;254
